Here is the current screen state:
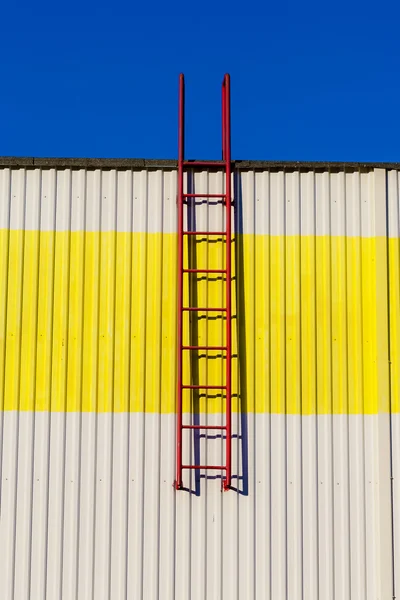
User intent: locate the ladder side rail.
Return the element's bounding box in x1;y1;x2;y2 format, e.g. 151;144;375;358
175;73;185;490
223;74;232;491
222;79;226;161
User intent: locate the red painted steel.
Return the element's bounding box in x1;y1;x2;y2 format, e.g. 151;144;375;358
183;231;227;236
182;465;227;470
182;346;227;350
175;73;185;490
223;73;232;491
183;193;226;198
182;385;227;389
182;161;224;167
183;269;227;274
174;73;232;491
182;425;227;430
182;307;227;312
222;77;226;160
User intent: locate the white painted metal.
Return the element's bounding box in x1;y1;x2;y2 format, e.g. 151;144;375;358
388;168;400;600
0;166;386;235
0;411;395;600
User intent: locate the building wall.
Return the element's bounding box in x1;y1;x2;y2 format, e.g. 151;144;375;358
0;164;396;599
388;168;400;596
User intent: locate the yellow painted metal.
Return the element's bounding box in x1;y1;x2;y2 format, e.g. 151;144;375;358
0;229;389;414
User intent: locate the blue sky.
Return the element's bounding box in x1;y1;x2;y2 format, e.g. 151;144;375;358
1;1;399;161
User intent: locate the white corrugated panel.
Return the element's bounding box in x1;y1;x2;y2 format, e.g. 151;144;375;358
0;164;396;599
388;167;400;600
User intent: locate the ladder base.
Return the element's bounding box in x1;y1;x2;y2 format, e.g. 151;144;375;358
222;480;230;492
174;479;230;492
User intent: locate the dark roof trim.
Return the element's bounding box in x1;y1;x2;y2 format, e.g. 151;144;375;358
0;157;400;171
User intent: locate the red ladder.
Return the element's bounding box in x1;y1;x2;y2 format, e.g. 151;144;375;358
174;74;232;491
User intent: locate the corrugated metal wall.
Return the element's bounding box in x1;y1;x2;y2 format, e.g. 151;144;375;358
388;168;400;599
0;164;396;599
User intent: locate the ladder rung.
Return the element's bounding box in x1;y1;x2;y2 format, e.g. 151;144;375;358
182;425;226;430
183;307;227;312
183;161;225;167
183;193;226;198
183;269;227;274
182;385;227;389
182;464;227;470
182;346;226;351
183;231;227;236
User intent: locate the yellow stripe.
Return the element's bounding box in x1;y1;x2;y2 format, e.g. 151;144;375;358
51;227;69;411
98;230;116;412
35;231;56;411
270;236;285;413
4;229;24;410
389;238;400;413
81;231;100;412
0;227;9;412
0;230;391;414
315;235;331;414
255;233;270;413
300;235;316;414
67;229;85;411
20;231;39;411
114;232;132;412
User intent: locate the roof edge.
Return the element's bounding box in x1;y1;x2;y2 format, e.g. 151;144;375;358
0;156;399;171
